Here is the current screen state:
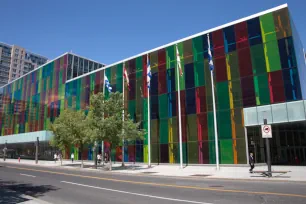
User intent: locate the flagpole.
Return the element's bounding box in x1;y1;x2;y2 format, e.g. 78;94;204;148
122;64;125;167
207;34;219;170
176;45;183;169
147;56;151;168
102;70;106;165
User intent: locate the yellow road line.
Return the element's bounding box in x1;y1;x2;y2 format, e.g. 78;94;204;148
6;165;306;199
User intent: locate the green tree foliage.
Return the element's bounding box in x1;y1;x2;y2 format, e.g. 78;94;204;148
88;92;145;170
50;109;90;167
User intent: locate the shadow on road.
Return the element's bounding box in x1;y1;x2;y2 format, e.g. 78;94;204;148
0;179;59;204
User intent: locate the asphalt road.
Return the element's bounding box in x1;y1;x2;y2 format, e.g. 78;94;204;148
0;162;305;204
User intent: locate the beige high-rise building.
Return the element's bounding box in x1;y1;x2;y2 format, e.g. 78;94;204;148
0;42;48;87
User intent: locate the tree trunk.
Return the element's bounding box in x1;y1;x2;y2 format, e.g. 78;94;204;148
109;146;112;171
80;144;84;168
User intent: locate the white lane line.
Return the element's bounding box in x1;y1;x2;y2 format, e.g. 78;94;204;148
20;173;36;178
61;181;212;204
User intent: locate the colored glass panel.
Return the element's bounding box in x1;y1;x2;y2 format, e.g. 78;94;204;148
235;21;249;49
215;55;227;82
260;13;277;43
223;25;236;53
253;74;270;105
247;17;262;46
238;47;253;77
278;37;297;69
250;44;267;75
268;70;286;103
216;81;230;110
273;8;292;40
282;68;302;101
241;76;256;107
263;40;282;72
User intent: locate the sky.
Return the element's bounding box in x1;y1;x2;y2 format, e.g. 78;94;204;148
0;0;305;65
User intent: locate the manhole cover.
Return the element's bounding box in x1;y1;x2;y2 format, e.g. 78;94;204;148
191;174;211;177
209;185;224;188
142;172;157;174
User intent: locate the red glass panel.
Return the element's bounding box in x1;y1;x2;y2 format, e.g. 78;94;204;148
142;55;148;98
238;47;253;77
215;55;227;82
128;145;135;162
176;90;186;116
241;76;256;107
235;21;249;49
269;70;286;103
196;86;206;113
158;49;166;66
158;65;167;94
212;30;225;57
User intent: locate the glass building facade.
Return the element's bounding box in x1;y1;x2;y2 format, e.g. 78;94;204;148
0;5;305;164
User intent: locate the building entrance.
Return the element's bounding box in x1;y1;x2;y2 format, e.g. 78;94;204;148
247;122;306;165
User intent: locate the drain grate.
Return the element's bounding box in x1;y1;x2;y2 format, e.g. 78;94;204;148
191;174;211;177
142;172;157;174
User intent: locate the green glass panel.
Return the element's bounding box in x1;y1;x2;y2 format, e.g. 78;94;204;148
150;51;158;73
188;142;198;164
231;80;243;109
254;74;270;105
226;51;240;80
207;112;215;163
216;81;230;110
192;36;204;62
220;140;234;164
194;60;205;87
187;114;197;142
116;64;123;93
158;94;168;119
250;44;267;75
264;41;281;72
169;117;178;143
151;119;159;143
151;143;159;163
260;13;277;43
217;110;232;139
128;100;136;121
236;138;247;164
166;45;175;69
159;119;168;144
136;56;143;71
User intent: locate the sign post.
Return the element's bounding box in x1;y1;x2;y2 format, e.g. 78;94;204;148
261;120;272;177
35;137;39;164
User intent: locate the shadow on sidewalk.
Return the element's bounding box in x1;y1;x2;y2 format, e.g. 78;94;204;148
0;179;59;204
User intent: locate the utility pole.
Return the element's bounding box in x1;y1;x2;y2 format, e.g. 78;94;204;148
35;137;39;164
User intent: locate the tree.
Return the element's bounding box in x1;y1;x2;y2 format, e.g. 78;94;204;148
50;109;90;168
88;92;145;170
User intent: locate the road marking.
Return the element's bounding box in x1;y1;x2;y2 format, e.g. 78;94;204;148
20;173;36;178
6;165;306;199
61;181;212;204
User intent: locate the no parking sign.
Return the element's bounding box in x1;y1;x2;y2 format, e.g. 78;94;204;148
261;125;272;138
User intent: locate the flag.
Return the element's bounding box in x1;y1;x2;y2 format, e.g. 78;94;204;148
176;44;183;76
123;63;130;90
207;34;214;71
147;54;152;89
104;74;112;92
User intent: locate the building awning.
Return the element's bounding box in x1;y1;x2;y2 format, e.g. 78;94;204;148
244;100;306;126
0;131;53;144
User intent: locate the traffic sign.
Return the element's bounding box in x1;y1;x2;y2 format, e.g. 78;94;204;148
261;124;272;138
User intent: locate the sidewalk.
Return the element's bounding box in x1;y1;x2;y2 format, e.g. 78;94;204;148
1;159;305;182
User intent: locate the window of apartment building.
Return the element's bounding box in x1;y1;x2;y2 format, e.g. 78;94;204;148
13;69;16;72
14;59;18;63
15;54;18;57
12;74;16;77
15;48;19;53
14;64;17;67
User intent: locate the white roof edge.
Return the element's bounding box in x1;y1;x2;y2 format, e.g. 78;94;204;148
0;51;106;89
67;52;106;65
0;42;13;48
0;52;69;89
66;3;288;83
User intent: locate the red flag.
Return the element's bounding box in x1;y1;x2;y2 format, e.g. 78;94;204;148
123;64;130;90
